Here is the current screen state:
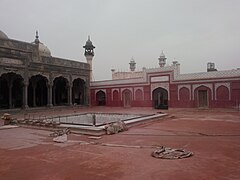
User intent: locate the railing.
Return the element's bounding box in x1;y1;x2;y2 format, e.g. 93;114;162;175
22;113;142;127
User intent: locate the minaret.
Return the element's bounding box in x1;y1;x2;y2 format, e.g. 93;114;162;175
129;57;136;71
158;51;167;67
83;36;95;81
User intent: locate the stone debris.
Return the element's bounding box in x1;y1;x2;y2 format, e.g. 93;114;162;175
0;125;19;130
1;113;11;120
50;128;71;137
1;113;16;125
151;146;193;159
50;128;71;143
53;134;67;143
104;121;128;135
20;116;60;127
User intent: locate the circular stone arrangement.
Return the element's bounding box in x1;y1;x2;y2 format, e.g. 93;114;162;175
151;146;193;159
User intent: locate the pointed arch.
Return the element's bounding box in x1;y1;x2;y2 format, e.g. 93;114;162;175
96;90;106;106
28;75;48;107
216;85;229;101
135;89;143;101
122;89;132;107
194;85;211;108
53;76;69;106
179;87;190;101
72;78;86;105
0;72;24;109
152;87;168;109
113;90;119;101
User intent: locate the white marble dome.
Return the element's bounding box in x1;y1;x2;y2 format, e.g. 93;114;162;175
32;31;51;57
38;43;51;57
0;30;8;39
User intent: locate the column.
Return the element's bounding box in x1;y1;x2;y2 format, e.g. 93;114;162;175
85;85;89;106
68;84;72;106
53;86;56;106
47;83;53;107
23;81;29;109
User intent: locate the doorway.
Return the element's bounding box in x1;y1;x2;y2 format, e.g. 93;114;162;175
152;87;168;109
198;90;208;108
96;90;106;106
123;90;132;107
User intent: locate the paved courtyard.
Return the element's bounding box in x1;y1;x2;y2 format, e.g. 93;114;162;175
0;107;240;180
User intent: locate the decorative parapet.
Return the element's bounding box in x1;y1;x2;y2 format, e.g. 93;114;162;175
145;65;175;73
175;69;240;81
112;71;143;80
0;38;37;53
91;77;145;87
41;56;90;70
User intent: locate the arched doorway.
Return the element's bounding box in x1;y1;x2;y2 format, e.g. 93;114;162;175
28;75;48;107
53;77;68;106
194;86;211;108
0;72;23;109
123;89;132;107
72;78;85;105
96;90;106;106
152;87;168;109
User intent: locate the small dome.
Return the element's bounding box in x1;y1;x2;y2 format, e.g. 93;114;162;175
83;35;95;48
130;57;136;64
38;43;51;57
32;31;51;57
0;30;8;39
86;39;93;46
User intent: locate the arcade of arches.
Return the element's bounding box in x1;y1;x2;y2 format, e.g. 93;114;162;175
0;72;87;109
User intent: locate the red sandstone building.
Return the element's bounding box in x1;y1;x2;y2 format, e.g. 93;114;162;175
90;51;240;109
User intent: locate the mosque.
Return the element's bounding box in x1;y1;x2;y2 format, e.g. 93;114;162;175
0;30;240;110
0;30;90;109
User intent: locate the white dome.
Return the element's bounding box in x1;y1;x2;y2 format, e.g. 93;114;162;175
0;30;8;39
32;31;51;57
38;43;51;57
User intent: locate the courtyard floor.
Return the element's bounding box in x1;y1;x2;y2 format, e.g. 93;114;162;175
0;107;240;180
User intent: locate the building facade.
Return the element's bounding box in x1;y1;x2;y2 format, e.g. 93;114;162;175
1;30;239;110
0;30;90;109
91;53;240;109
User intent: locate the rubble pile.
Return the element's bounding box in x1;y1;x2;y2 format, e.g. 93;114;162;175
151;146;193;159
50;128;71;137
104;121;128;135
1;113;16;125
20;116;60;127
50;128;71;143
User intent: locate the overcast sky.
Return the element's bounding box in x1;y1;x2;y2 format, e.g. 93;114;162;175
1;0;240;80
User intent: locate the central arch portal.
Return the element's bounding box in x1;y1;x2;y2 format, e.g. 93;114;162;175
152;87;168;109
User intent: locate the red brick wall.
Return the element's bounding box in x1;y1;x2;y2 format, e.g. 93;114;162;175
90;80;240;109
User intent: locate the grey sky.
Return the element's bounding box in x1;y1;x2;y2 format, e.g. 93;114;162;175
1;0;240;80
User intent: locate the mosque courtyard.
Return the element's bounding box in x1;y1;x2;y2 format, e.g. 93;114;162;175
0;107;239;180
